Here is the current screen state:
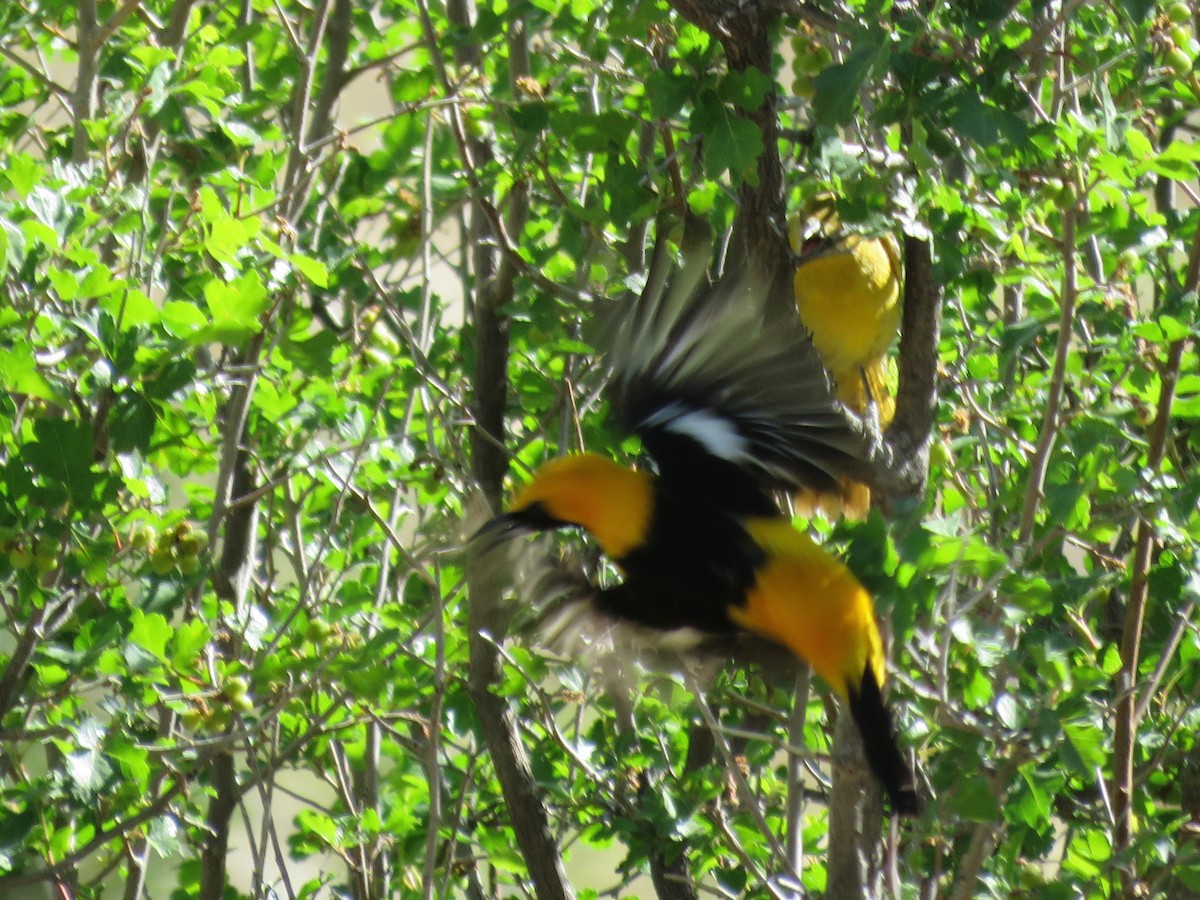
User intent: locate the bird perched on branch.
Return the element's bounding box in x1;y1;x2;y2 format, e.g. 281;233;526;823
476;218;918;816
790;196;903;519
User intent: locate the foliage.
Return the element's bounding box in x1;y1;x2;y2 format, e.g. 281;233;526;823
0;0;1196;898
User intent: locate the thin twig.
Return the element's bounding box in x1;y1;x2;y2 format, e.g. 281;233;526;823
1019;195;1077;543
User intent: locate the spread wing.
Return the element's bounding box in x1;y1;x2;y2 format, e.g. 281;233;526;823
609;217;869;508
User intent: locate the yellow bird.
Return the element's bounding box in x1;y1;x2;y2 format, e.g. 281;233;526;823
478;221;919;815
791;197;902;518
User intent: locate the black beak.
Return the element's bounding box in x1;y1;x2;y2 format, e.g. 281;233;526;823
469;503;562;550
470;513;528;550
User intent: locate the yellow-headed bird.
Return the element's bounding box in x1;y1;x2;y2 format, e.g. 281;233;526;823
791;197;902;518
478;221;918;816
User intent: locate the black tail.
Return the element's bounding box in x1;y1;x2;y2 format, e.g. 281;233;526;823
846;668;920;817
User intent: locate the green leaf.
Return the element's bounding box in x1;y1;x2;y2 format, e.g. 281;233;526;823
288;253;329;287
948;92;1027;147
282;330;340;375
1123;125;1153;161
509;101;551;133
0;347;68;406
203;271;269;342
691;91;762;180
108;391;156;454
1062;722;1106;775
5;152;41;196
129;609;173;662
108;741;151;784
160;300;209;339
645;70;702;119
108;288;160;328
27;185;67;238
1177;865;1200;892
63;720;111;796
27;418;99;504
1150;140;1200;179
146;815;183;858
716;67;771;112
812;44;877;127
172;621;211;671
0;216;26;271
564;109;634;152
949;774;1003;822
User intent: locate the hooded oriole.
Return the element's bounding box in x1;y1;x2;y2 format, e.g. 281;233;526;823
790;197;902;519
479;220;918;816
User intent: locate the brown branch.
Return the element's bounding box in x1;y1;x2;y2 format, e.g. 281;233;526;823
305;0;353;149
95;0;143;47
875;233;943;507
948;824;1004;900
0;46;70;98
667;1;943;507
280;0;333;222
0;592;49;722
72;0;99;164
784;667;812;873
160;0;196;46
435;0;574;894
1111;178;1200;888
825;711;883;900
198;751;239;900
667;0;793;318
199;332;266;900
655;9;939;898
603;656;698;900
1019;197;1077;543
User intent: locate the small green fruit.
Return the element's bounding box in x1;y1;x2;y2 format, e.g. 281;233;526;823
181;709;205;730
1168;2;1192;25
305;619;333;642
8;547;32;570
150;549;176;575
177;533;207;556
131;525;156;549
1166;45;1194;75
224;675;249;699
178;556;201;576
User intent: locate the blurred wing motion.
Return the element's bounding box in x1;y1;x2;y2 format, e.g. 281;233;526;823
611;215;868;509
790;197;903;519
476;217;918;816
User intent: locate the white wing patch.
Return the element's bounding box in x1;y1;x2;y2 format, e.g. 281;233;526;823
643;402;751;463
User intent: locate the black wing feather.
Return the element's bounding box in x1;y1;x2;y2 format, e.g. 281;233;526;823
610;218;868;505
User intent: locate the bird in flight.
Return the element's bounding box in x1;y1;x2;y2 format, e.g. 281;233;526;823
477;217;919;816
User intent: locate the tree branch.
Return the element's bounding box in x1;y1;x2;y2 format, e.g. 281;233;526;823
199;334;265;900
72;0;99;164
825;711;882;900
305;0;353;150
439;0;575;894
1019;197;1077;542
874;233;943;508
1111;234;1197;884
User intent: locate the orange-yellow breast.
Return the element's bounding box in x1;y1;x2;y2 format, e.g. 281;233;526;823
727;517;885;697
793;234;902;398
510;453;654;561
